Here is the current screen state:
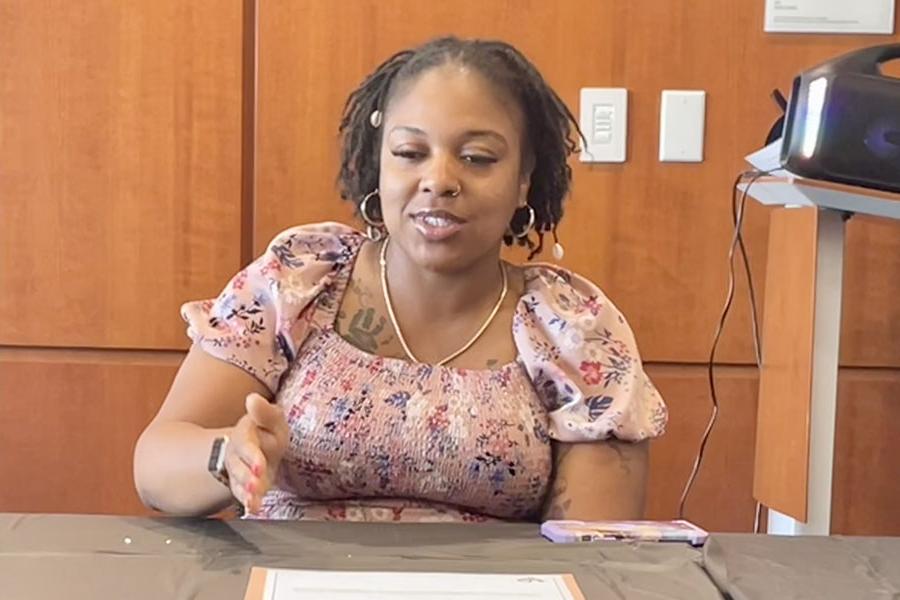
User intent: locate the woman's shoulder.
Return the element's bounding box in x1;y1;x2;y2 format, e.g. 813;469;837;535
519;262;620;318
179;222;366;393
515;262;634;354
264;221;366;267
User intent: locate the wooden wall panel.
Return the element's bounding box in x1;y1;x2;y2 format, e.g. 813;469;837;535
646;365;900;534
3;351;894;527
255;0;900;366
0;1;245;350
0;350;179;515
832;369;900;536
645;366;759;533
841;217;900;367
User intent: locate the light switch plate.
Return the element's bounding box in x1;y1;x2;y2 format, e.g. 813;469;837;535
579;88;627;163
659;90;706;162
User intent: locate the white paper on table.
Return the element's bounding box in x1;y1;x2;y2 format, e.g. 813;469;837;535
243;568;586;600
764;0;896;34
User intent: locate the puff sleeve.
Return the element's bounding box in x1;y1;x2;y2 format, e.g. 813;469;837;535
514;265;667;443
180;222;359;394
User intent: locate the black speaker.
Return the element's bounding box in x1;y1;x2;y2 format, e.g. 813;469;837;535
780;44;900;193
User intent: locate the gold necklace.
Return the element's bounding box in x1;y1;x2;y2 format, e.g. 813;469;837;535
379;238;508;367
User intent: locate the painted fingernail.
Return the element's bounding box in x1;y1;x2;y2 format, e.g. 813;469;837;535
245;480;255;494
252;464;262;477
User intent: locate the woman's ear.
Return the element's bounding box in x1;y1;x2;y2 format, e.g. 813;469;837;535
518;152;534;207
517;182;531;209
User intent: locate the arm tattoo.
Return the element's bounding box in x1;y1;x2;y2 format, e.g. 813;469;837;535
544;479;572;520
608;441;632;475
544;443;573;519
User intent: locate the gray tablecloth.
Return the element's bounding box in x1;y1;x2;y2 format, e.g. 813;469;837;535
0;514;715;599
704;533;900;600
2;514;900;599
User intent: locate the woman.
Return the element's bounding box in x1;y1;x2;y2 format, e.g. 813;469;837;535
134;37;667;522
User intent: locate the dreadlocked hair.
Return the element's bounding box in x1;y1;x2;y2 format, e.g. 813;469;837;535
337;36;584;259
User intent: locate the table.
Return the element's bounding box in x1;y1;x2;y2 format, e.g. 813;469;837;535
2;514;899;599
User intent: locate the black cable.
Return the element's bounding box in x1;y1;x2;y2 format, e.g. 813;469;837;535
732;171;769;532
733;171;765;533
733;173;764;367
678;169;770;522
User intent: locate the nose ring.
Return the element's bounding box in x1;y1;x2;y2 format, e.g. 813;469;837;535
449;184;461;198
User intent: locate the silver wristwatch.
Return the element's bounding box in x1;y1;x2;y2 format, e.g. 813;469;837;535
207;435;230;487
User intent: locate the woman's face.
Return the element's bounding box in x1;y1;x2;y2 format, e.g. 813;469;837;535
378;63;531;273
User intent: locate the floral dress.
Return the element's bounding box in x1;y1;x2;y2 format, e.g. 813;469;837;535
182;223;667;522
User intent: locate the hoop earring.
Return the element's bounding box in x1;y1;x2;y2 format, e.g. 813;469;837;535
360;189;385;241
509;205;535;239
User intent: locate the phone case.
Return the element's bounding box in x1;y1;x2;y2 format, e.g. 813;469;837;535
540;519;709;546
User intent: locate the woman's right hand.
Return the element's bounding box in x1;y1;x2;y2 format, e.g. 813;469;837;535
225;393;290;514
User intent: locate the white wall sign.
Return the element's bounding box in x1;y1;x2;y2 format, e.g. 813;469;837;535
765;0;896;34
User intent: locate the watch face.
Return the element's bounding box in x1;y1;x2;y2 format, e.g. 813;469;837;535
208;437;227;483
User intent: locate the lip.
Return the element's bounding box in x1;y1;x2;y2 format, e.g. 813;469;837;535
410;209;467;241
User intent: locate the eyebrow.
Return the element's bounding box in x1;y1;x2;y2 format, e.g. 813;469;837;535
389;126;508;145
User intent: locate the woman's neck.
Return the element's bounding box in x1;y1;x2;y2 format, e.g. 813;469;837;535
382;239;505;322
